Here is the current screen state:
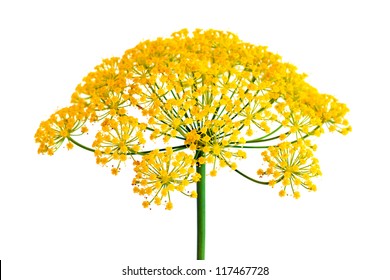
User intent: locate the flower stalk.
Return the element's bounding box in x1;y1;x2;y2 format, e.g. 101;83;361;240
196;151;206;260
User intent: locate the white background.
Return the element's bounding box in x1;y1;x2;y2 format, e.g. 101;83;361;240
1;0;389;279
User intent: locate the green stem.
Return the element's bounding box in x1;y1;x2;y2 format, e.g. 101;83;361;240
195;151;206;260
233;168;269;185
68;137;95;152
136;145;187;155
227;145;271;149
67;136;187;155
245;125;284;143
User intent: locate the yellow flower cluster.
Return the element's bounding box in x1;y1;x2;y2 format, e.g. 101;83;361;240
35;28;351;207
35;105;88;155
260;140;321;198
132;148;199;210
71;57;136;121
184;124;247;176
92;115;147;175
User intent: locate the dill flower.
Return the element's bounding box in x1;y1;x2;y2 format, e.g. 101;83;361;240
35;28;351;259
36;28;351;202
132;148;199;209
35;105;88;155
261;140;321;197
92;115;146;173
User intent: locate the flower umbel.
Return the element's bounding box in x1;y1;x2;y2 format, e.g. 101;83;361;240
35;28;351;259
92;115;146;174
35;105;88;155
132;148;199;209
261;140;321;198
35;28;351;204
